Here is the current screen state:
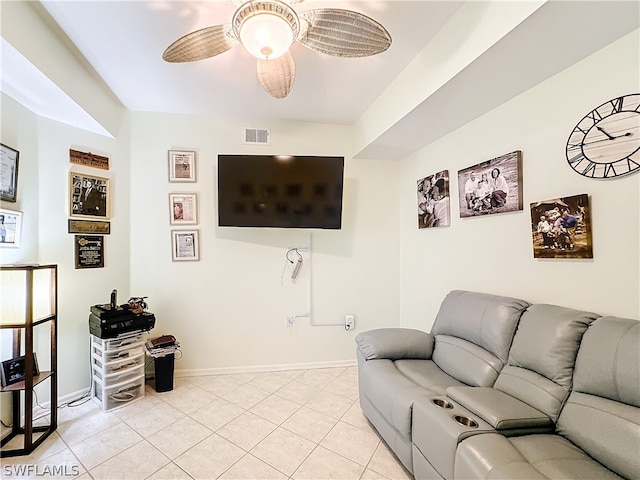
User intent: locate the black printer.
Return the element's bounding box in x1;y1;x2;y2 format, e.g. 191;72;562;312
89;290;155;338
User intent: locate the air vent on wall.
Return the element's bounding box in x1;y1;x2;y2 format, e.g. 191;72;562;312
243;127;270;145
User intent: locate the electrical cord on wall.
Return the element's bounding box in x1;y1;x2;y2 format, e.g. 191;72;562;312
283;248;304;283
285;248;302;265
285;234;344;327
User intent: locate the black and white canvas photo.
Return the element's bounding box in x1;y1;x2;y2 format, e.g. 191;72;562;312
530;193;593;259
458;151;523;218
417;170;450;228
69;172;110;219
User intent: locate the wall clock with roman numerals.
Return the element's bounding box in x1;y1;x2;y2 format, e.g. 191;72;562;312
566;93;640;179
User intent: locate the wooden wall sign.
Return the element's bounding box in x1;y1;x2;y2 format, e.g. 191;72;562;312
70;149;109;170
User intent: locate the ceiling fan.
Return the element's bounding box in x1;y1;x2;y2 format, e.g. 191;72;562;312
162;0;392;99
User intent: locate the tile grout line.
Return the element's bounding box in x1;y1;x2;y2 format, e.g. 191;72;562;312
4;366;379;480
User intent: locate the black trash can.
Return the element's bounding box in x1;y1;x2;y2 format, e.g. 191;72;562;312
154;353;175;392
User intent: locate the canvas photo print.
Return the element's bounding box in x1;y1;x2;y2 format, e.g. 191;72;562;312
417;170;450;228
457;151;523;218
530;193;593;259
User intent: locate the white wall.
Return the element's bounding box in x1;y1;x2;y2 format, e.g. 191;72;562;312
1;94;132;400
36;114;132;397
3;26;638;402
399;30;640;332
1;96;39;264
1;96;40;420
129;113;401;372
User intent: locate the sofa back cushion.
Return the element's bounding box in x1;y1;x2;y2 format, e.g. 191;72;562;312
494;304;598;421
432;335;506;387
431;290;529;387
557;316;640;480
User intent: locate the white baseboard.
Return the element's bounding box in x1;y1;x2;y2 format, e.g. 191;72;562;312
57;388;91;407
29;360;356;414
29;387;91;413
175;358;357;377
1;388;91;427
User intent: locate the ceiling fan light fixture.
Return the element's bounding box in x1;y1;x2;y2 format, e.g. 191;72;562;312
165;1;391;99
233;0;300;60
240;13;292;59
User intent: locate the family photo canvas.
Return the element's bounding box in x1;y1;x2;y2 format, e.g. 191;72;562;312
417;170;450;229
458;151;523;218
530;193;593;259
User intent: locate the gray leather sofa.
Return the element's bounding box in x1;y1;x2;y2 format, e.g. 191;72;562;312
356;290;640;479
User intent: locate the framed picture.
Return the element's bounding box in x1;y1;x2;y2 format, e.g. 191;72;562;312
74;235;105;269
1;143;20;202
169;193;198;225
168;150;197;182
457;150;523;218
69;172;110;219
0;208;23;248
417;170;450;228
530;193;593;259
171;230;199;261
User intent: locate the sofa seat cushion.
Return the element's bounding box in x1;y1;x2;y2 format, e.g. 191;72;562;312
394;359;464;395
455;433;624;479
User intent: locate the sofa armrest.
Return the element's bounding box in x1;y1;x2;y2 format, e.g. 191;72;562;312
446;386;553;430
355;328;434;360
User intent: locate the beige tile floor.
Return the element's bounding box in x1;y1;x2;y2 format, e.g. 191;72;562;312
1;367;412;480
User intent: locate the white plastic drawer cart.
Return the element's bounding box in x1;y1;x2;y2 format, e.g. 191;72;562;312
90;331;146;412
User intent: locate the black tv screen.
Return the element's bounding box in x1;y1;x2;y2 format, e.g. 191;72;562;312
218;155;344;229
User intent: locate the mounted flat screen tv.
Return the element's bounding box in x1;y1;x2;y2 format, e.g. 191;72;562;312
218;155;344;229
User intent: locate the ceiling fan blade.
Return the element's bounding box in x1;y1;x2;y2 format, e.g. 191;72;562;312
298;9;391;58
228;0;304;3
163;25;239;63
257;51;296;99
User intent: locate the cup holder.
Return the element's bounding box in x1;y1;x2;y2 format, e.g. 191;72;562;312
431;398;453;409
454;415;478;428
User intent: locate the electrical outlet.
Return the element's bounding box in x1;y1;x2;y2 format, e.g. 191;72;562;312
286;316;295;327
345;314;355;330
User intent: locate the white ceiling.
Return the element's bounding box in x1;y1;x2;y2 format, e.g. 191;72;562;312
3;1;639;159
39;0;464;125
